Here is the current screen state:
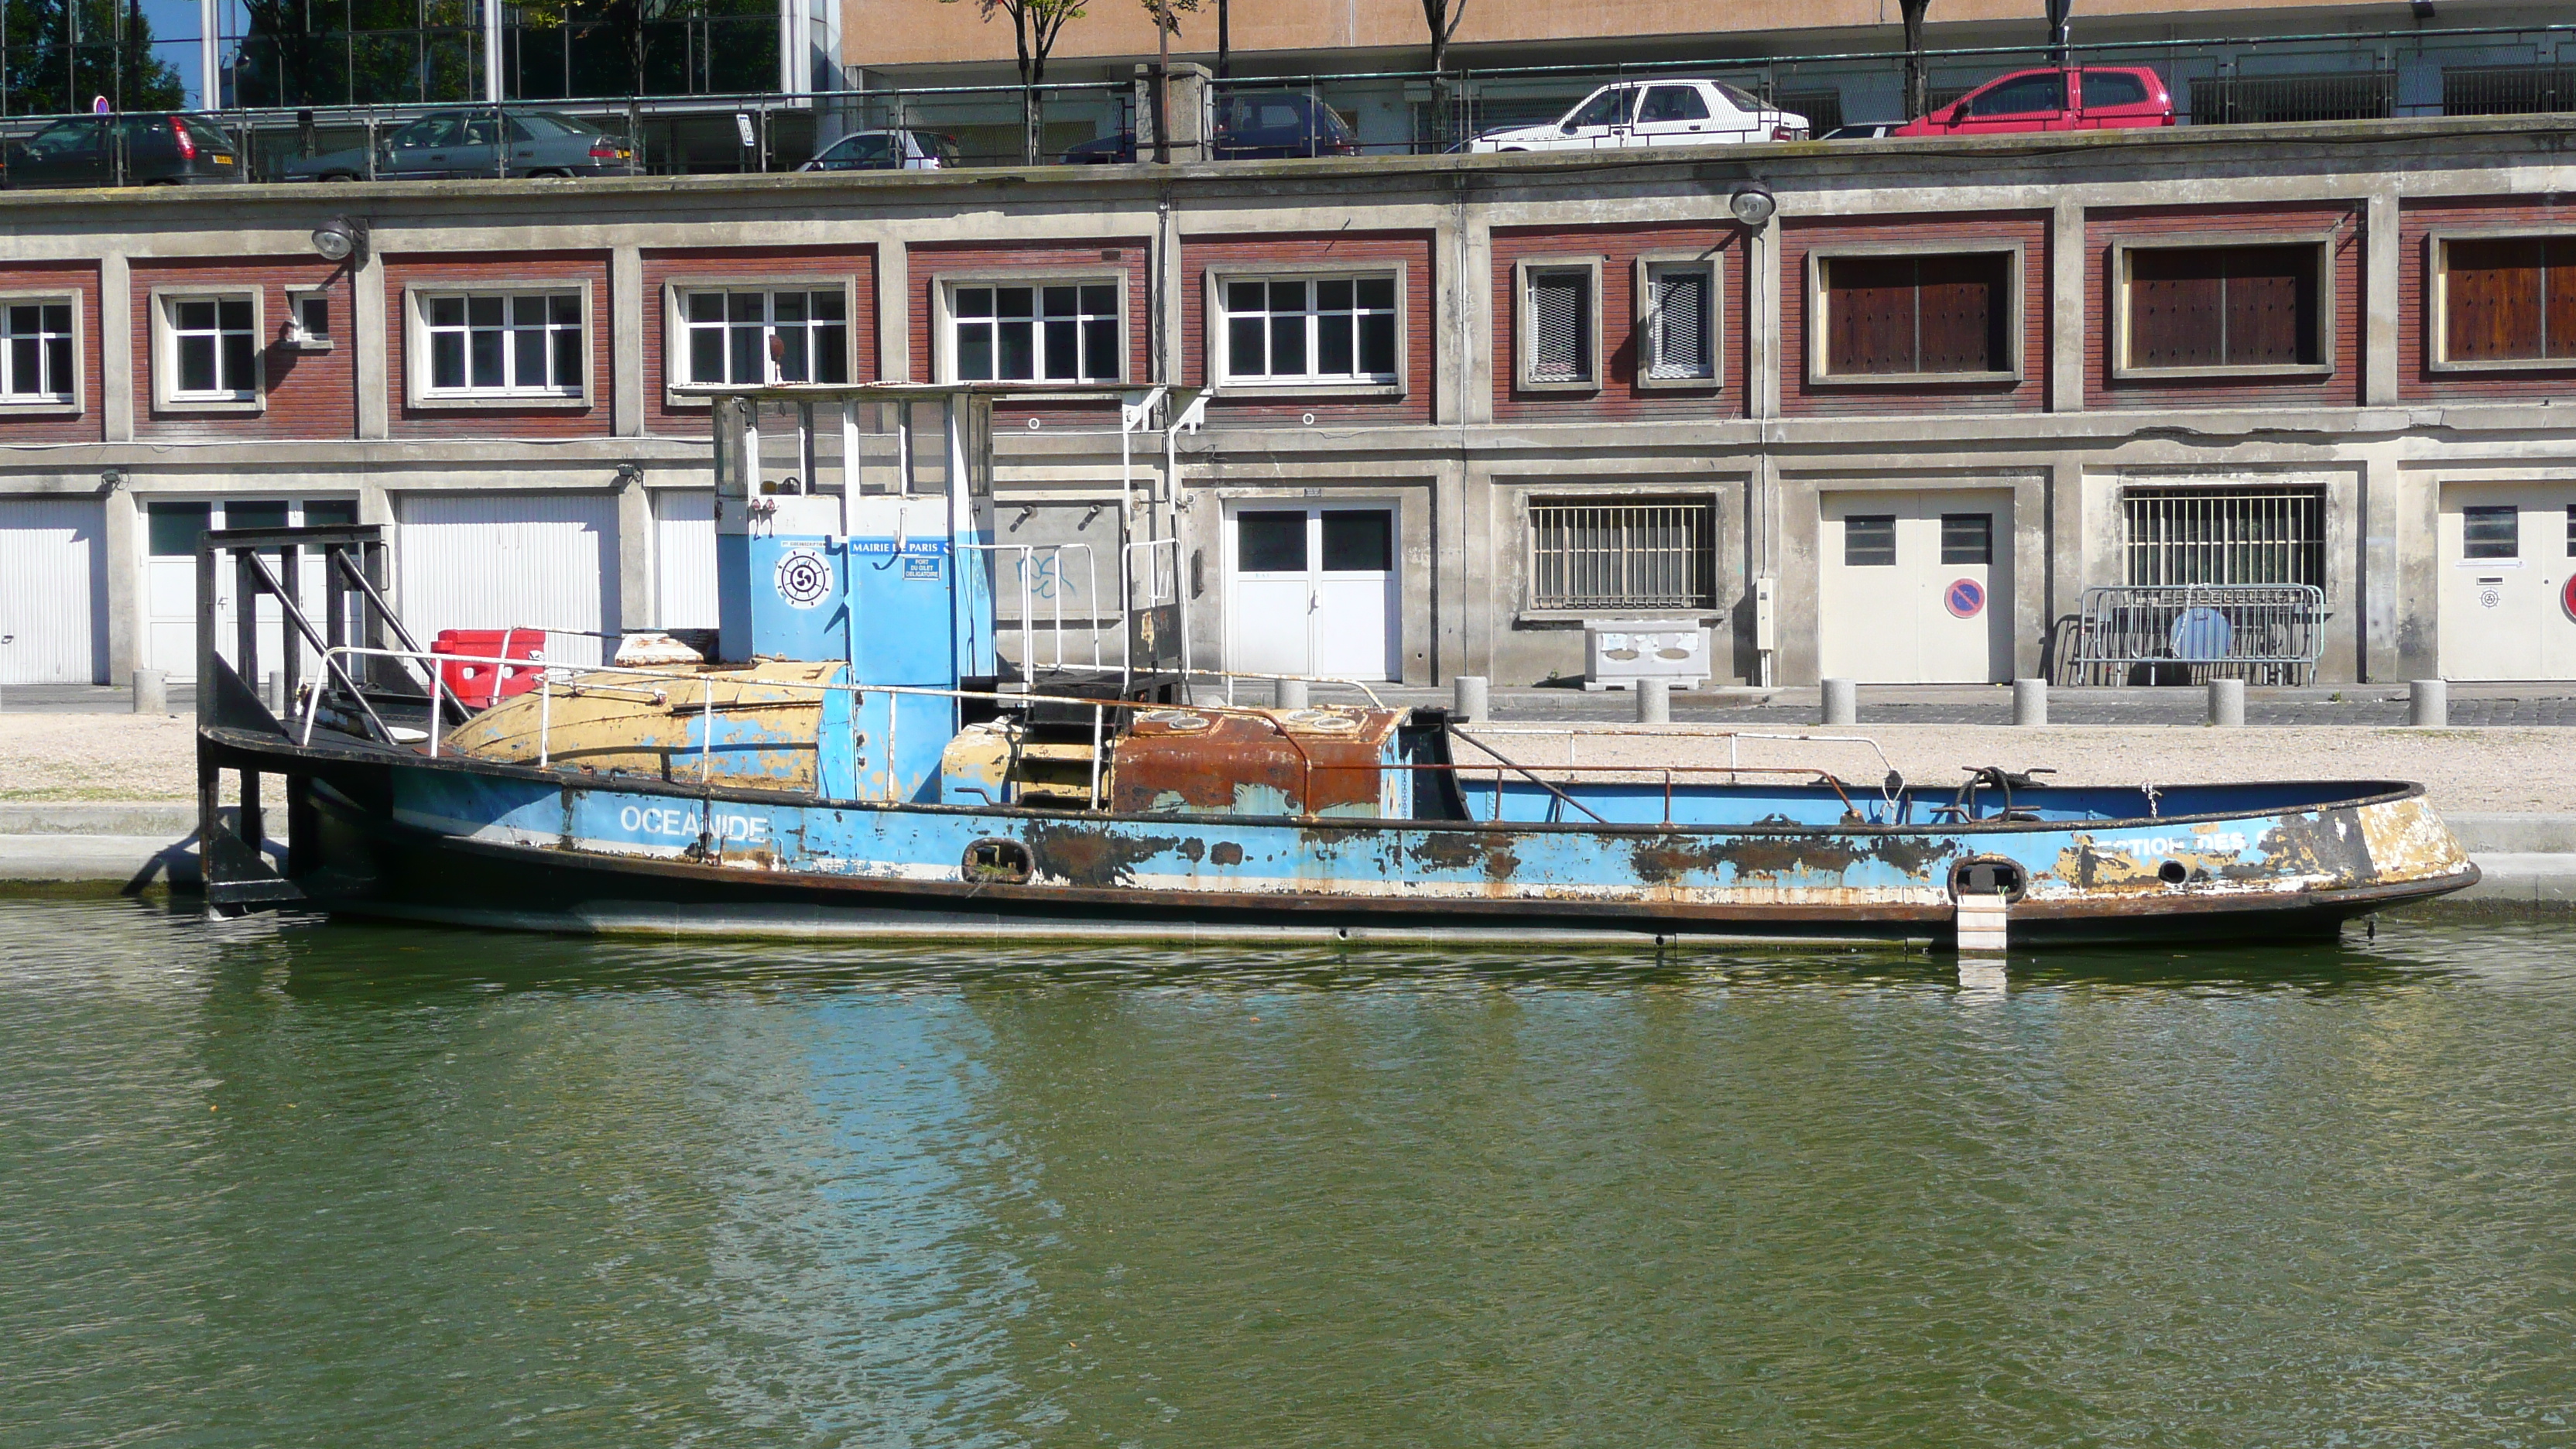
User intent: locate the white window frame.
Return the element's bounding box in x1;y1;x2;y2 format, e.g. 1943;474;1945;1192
2425;228;2576;373
0;290;82;415
1804;242;2026;387
663;277;859;406
932;270;1129;385
1515;255;1604;393
150;286;263;414
282;284;334;352
1205;264;1407;398
2110;231;2338;382
404;283;593;409
1632;251;1724;390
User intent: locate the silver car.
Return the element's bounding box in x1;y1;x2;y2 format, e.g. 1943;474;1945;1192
278;111;639;182
799;129;958;173
1468;80;1808;153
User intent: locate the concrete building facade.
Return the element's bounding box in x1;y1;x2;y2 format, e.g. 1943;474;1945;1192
3;115;2575;691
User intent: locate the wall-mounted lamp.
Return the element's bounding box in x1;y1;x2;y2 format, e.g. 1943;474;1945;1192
615;462;642;483
2410;0;2436;18
1729;184;1778;230
310;216;368;264
99;468;125;490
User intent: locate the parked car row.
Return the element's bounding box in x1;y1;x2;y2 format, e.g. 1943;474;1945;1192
0;68;2179;190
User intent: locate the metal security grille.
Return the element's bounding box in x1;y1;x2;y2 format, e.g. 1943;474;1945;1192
1530;498;1714;610
2122;488;2324;586
2444;64;2576;117
2190;70;2395;125
1643;265;1712;380
1527;271;1590;383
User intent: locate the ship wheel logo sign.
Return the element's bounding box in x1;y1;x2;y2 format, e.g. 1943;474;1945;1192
774;548;831;608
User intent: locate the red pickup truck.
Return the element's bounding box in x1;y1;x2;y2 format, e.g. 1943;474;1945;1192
1891;66;2175;135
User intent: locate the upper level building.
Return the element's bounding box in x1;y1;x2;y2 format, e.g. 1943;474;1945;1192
2;113;2574;696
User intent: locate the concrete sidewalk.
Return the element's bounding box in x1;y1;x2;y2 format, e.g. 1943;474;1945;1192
3;802;2565;903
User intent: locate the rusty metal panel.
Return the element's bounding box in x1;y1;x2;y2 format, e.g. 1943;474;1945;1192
1108;706;1403;817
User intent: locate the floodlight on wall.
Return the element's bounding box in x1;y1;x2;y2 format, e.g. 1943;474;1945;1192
2410;0;2435;17
310;217;368;263
1728;184;1778;230
99;468;125;489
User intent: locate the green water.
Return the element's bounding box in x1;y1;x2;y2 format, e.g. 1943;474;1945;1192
4;899;2573;1447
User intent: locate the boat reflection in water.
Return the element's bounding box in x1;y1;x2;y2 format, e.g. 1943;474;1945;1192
194;385;2476;951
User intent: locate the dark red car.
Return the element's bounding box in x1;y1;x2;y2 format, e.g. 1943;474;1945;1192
1891;66;2174;136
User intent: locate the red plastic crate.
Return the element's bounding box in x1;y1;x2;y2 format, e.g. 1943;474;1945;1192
430;629;545;710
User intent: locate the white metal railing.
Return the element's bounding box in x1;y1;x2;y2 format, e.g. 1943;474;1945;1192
958;541;1104;677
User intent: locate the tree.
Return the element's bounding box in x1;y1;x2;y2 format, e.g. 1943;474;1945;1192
1899;0;1931;120
1419;0;1469;147
940;0;1088;166
3;0;186;115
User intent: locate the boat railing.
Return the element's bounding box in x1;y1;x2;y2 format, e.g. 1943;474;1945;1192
300;646;1903;824
957;541;1104;677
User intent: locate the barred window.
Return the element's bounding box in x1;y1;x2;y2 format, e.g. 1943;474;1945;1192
680;288;848;386
1844;515;1897;567
166;295;257;399
951;283;1118;383
2461;505;2519;560
1941;512;1993;565
1529;497;1714;610
1519;263;1597;389
423;293;582;396
1221;276;1397;384
0;300;74;401
1640;262;1714;382
2122;488;2324;585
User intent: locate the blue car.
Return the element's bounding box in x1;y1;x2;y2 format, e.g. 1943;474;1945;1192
1061;91;1361;163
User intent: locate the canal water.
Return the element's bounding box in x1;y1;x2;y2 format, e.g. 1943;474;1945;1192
5;899;2572;1447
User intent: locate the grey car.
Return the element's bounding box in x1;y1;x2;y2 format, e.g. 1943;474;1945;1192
276;110;639;182
799;128;958;172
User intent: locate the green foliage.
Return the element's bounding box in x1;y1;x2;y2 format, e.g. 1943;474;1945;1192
2;0;187;115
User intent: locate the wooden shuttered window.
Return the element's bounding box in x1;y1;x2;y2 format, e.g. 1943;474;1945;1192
2124;244;2322;371
2444;238;2576;363
1818;252;2010;378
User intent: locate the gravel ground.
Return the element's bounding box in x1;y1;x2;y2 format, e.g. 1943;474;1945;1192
4;713;2566;814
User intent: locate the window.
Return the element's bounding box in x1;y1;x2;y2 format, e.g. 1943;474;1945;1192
677;287;849;386
156;291;260;408
2462;505;2519;560
947;282;1119;384
1636;257;1719;386
2122;488;2325;585
1564;87;1635;131
284;289;331;350
1322;509;1391;572
1968;72;2066;117
418;293;581;397
0;300;74;403
2122;242;2327;374
1219;275;1398;387
1516;259;1601;391
1528;498;1714;611
2438;237;2576;366
1844;515;1897;567
1237;511;1306;572
1816;251;2016;380
2567;504;2575;558
2081;70;2150;108
1941;513;1993;565
1636;86;1710;123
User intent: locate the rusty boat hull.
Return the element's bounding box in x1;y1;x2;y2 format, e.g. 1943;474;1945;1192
211;724;2482;949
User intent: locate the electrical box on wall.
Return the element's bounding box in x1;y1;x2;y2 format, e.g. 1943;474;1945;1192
1753;577;1777;653
1583;620;1711;691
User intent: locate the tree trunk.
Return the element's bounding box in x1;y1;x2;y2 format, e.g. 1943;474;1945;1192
1901;0;1930;120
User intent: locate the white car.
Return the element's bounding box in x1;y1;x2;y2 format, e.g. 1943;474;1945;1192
1468;79;1808;153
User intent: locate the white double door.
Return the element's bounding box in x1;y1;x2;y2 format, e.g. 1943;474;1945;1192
1226;503;1399;682
144;497;358;684
2439;481;2576;680
1817;489;2013;683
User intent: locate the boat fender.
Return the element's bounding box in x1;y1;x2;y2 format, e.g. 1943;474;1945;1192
1950;856;2027;904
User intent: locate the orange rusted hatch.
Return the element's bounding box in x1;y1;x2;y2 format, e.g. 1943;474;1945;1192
1108;706;1406;818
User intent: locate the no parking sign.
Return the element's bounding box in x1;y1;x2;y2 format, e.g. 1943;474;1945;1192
1944;578;1985;618
2564;575;2576;620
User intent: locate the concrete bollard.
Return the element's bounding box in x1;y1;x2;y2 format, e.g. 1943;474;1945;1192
1453;674;1488;723
2012;677;2047;727
2410;678;2448;728
2207;677;2245;728
1821;678;1857;727
132;668;166;715
1274;677;1309;710
1636;677;1670;724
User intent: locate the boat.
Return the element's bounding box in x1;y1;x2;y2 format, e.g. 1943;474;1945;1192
193;384;2479;949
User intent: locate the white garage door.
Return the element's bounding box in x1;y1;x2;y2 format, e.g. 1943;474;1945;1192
398;492;620;667
1818;489;2014;684
652;488;718;629
0;495;107;684
2439;481;2576;681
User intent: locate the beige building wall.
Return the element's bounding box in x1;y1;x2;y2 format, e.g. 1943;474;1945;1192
845;0;2451;76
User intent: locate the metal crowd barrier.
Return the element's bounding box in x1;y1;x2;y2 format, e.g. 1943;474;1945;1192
2062;584;2326;687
